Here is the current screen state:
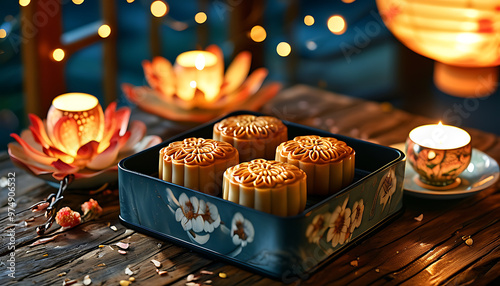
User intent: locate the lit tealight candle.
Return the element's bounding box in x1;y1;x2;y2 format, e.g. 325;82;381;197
47;93;105;156
174;51;223;103
406;122;472;187
408;122;471;150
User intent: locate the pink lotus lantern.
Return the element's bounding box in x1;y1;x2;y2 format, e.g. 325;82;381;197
8;93;161;188
122;45;281;122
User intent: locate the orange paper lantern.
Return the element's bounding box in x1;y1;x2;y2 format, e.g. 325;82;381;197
376;0;500;97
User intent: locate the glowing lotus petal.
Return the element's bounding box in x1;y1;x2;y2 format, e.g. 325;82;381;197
8;143;57;175
120;121;146;153
87;140;120;170
28;114;53;148
10;134;56;166
221;51;251;95
152;57;176;98
52;116;81;156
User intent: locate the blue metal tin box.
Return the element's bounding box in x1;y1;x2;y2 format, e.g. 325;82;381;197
118;111;405;281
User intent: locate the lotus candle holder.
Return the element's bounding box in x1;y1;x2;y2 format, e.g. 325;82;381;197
122;45;281;122
8;93;162;189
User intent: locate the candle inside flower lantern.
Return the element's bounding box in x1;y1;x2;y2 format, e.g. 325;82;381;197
406;122;472;188
46;93;105;159
174;51;223;103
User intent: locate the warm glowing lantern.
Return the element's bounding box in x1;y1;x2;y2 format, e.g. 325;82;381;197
47;93;105;157
9;92;162;185
124;45;281;122
376;0;500;97
174;51;223;102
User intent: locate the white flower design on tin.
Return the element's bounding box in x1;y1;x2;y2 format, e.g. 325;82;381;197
198;200;221;233
379;169;397;212
231;212;255;247
175;193;204;232
306;213;329;244
351;199;364;229
326;196;351;248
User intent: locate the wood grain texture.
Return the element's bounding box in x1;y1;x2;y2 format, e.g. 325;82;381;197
1;85;499;285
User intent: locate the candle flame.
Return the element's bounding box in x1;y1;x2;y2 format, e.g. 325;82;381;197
195;53;206;70
438;121;443;126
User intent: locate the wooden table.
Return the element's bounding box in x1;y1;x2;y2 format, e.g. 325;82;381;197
2;85;499;285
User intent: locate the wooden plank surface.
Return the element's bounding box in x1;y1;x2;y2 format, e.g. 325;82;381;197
1;85;499;285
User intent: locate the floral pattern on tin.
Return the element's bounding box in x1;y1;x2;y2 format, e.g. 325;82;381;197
306;213;330;244
326;196;351;247
231;212;255;247
168;191;222;244
307;196;365;248
378;168;397;212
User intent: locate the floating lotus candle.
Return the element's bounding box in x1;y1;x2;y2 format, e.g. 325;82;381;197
122;45;281;122
8;93;161;188
406;122;472;187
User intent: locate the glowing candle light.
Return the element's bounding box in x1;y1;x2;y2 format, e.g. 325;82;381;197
47;93;105;157
174;51;222;102
407;122;472;186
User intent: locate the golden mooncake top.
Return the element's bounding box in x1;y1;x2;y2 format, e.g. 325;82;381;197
225;159;306;188
162;138;238;166
277;135;354;164
214;115;286;139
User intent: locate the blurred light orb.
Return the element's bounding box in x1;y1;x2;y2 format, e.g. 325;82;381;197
304;15;315;26
98;24;111;38
72;0;84;5
52;48;65;62
306;40;317;51
19;0;30;7
250;25;267;42
327;15;346;35
277;42;291;57
195;12;207;24
151;0;168;18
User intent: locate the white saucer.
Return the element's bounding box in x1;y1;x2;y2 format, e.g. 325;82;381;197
390;143;500;199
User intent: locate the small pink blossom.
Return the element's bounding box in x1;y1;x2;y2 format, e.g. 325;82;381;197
55;207;81;228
